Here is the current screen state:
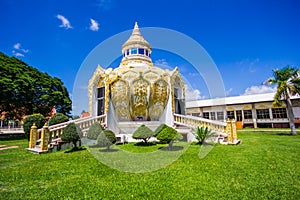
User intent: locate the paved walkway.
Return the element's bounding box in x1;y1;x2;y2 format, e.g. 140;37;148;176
0;145;19;151
238;128;299;132
0;128;24;134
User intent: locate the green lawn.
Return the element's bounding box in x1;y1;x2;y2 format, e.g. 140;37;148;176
1;131;300;199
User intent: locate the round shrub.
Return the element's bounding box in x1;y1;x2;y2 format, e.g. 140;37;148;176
48;113;69;126
97;130;116;149
157;126;183;149
61;123;81;148
154;123;168;136
132;124;154;143
86;122;104;140
23;114;46;140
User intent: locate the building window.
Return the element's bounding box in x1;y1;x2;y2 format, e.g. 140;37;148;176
272;108;287;119
126;50;129;55
192;113;200;117
256;109;270;119
97;87;105;116
146;49;149;56
203;112;209;119
243;110;252;119
236;110;242;121
227;111;235;119
217;112;224;121
130;48;138;54
210;112;216;120
138;48;145;55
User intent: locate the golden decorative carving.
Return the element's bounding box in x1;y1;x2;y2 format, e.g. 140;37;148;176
122;71;139;82
149;79;169;120
132;75;150;120
111;80;131;120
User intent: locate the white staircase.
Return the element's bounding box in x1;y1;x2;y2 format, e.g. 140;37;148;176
28;113;238;153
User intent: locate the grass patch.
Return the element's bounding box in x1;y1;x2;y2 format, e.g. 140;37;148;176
1;132;300;199
64;146;87;153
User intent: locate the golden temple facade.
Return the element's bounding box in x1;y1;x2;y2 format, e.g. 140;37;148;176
88;22;185;125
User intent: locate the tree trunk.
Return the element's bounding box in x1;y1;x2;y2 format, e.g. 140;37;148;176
286;97;296;135
73;140;77;148
168;141;173;150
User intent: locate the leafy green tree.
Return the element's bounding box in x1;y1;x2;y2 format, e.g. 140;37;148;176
61;123;81;148
156;126;183;149
268;66;300;135
132;124;154;143
0;52;72;120
48;113;69;126
72;115;80;120
97;130;116;149
192;126;213;145
87;122;104;140
154;123;168;137
23;114;46;140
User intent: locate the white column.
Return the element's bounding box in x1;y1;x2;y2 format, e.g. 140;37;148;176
269;108;273;119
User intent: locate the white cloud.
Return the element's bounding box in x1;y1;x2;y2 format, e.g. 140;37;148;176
237;58;260;73
13;43;28;52
97;0;112;10
14;52;24;57
89;18;99;31
12;43;28;57
154;59;174;70
56;14;73;29
242;85;276;95
13;43;21;49
225;88;233;96
188;72;200;77
185;85;206;101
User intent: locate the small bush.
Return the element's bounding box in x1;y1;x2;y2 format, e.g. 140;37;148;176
49;113;69;126
157;126;182;149
86;122;104;140
154;123;168;136
23;114;46;140
97;130;116;149
193;126;213;145
61;123;82;148
132;124;154;143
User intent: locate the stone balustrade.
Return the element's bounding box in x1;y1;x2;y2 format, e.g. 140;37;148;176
29;114;107;151
174;114;239;144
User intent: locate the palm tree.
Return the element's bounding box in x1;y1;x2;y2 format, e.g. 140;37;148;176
192;126;213;145
268;66;300;135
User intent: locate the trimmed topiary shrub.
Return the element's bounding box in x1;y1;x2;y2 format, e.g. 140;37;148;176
61;123;82;148
132;124;154;143
97;130;116;149
48;113;69;126
154;123;168;137
23;114;46;140
86;122;104;140
156;126;183;149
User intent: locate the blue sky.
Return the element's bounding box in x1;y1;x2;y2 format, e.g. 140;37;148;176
1;0;300;114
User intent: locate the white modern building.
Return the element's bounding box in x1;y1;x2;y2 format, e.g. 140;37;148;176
186;93;300;128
